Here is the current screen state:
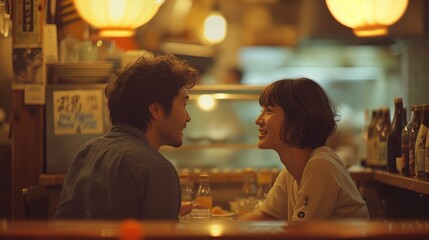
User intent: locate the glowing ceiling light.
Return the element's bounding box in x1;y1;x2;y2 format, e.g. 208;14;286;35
73;0;164;37
325;0;409;37
203;11;227;44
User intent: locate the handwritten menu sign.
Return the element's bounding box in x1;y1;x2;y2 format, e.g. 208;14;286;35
53;90;104;135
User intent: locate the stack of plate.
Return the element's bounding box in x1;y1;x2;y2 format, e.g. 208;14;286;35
55;62;114;83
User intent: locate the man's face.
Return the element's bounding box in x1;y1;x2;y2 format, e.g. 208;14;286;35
158;87;191;147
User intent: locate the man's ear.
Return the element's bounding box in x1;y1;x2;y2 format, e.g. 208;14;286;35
149;103;163;120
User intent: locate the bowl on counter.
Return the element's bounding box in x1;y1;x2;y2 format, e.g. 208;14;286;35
55;61;114;84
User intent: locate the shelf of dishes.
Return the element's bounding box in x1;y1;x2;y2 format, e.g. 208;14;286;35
47;62;115;84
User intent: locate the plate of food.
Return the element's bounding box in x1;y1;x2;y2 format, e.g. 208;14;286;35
211;206;237;220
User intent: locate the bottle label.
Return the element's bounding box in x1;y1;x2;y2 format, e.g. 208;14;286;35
195;196;213;209
416;150;425;173
409;148;415;176
415;124;428;175
367;138;374;165
425;148;429;174
377;141;387;166
401;130;409;173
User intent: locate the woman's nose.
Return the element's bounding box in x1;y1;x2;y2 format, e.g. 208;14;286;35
255;114;263;125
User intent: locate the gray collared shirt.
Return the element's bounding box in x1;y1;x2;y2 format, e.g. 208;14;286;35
55;124;181;220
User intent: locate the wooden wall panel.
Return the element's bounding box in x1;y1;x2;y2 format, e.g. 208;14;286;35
11;90;44;219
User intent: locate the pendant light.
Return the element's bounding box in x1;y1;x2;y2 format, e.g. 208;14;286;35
202;1;227;45
73;0;164;37
325;0;409;37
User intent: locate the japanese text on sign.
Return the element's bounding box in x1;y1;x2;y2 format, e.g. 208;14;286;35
23;0;34;32
53;90;104;135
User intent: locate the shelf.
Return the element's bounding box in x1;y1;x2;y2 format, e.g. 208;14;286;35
161;143;258;151
373;170;429;195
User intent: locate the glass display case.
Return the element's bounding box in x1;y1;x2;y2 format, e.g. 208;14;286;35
160;84;281;172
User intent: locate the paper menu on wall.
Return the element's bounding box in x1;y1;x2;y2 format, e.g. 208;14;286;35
53;90;104;135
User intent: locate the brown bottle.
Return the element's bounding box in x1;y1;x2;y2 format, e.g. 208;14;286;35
387;98;405;173
367;109;381;168
409;105;422;177
401;106;415;176
360;109;370;167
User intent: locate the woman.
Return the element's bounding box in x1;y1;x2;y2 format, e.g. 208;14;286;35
242;78;369;222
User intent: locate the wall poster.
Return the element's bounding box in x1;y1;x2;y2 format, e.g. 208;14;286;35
11;0;47;99
53;89;104;135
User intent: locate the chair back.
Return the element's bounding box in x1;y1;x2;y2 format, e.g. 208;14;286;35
22;184;50;219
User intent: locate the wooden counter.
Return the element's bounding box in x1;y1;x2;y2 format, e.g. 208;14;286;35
39;167;375;186
40;167;429;197
41;167;429;195
2;220;429;240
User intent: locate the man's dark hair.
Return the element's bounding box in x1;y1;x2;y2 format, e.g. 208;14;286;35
105;53;198;132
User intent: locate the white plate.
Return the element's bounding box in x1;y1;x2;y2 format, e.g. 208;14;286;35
55;62;113;83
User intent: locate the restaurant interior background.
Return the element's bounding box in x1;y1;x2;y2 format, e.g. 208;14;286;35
1;0;429;220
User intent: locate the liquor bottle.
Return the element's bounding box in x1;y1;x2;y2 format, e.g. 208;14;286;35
409;105;422;177
360;109;370;167
373;108;391;170
387;98;405;173
415;104;429;178
256;169;272;201
242;168;257;198
402;106;415;176
191;173;212;222
366;109;379;168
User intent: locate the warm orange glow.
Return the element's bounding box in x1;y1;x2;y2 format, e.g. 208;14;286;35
73;0;164;37
203;11;227;44
325;0;409;37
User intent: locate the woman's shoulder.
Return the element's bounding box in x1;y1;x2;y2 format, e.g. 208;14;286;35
305;147;349;178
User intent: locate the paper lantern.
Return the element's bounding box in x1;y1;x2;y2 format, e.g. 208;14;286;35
325;0;409;37
73;0;164;37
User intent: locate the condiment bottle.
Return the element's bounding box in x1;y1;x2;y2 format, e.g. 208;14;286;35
191;173;212;222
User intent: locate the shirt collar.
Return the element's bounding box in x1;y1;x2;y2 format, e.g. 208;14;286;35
111;124;148;142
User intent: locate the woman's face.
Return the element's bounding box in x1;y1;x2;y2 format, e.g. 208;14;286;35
255;105;286;151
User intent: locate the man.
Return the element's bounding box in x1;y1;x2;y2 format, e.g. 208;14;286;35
55;54;198;220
